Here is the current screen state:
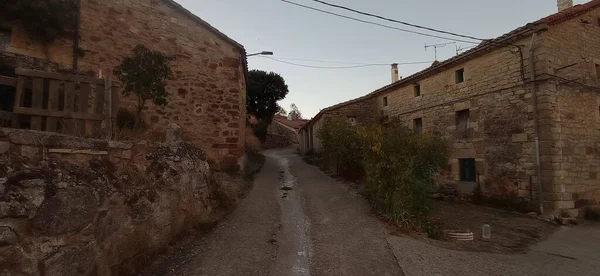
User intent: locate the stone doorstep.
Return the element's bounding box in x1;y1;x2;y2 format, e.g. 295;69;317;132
48;149;109;155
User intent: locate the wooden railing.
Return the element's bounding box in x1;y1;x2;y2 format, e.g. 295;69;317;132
0;68;119;138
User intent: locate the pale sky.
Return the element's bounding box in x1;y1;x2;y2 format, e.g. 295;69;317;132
175;0;587;118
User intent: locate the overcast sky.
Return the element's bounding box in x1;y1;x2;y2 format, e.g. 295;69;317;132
175;0;587;118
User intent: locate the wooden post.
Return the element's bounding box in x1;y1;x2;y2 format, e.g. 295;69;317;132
30;78;44;130
63;82;76;134
46;80;61;132
78;83;91;136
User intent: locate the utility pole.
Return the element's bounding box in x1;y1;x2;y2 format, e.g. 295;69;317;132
425;42;455;60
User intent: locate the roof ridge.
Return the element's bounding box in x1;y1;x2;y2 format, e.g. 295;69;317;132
301;0;600;129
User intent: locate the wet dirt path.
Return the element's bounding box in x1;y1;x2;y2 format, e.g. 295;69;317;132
142;147;403;276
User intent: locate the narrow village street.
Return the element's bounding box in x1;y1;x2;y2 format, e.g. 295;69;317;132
143;147;600;276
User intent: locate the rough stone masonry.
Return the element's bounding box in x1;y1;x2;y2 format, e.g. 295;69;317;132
0;127;240;276
2;0;248;166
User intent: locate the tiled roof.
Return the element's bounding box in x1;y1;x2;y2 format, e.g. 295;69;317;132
301;0;600;131
274;115;309;130
538;0;600;25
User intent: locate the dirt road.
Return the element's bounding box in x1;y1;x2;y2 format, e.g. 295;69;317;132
143;147;600;276
143;147;404;276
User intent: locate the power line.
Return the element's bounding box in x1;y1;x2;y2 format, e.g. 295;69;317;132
259;56;433;69
268;57;391;65
280;0;480;44
311;0;487;41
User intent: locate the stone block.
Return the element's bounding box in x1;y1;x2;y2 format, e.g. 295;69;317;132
512;133;528;142
0;226;17;246
31;186;98;235
20;146;39;159
48;149;108;155
41;244;95;276
0;141;9;155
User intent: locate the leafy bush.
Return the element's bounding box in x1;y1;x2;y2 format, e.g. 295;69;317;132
114;45;174;126
318;117;449;229
316;116;363;174
0;0;78;45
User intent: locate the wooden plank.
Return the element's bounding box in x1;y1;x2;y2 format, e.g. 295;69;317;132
0;76;16;87
62;82;76;134
46;80;61;132
13;76;25;108
92;83;106;136
16;68;106;85
30;78;44;130
13;107;105;121
78;83;91;136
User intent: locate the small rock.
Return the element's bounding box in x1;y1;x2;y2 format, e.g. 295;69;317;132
527;212;538;217
41;244;95;276
165;123;183;144
0;226;17;246
31;186;98;235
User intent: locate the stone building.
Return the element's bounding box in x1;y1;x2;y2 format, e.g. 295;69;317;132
264;115;309;148
0;0;247;165
300;0;600;213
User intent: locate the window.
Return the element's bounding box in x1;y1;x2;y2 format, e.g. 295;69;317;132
595;63;600;81
456;109;470;130
413;118;422;134
459;158;477;182
597;17;600;27
383;96;388;107
0;27;10;51
456;68;465;84
414;84;421;97
348;116;357;126
383;115;390;125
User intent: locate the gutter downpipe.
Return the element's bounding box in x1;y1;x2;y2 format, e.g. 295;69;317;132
72;0;81;71
529;32;544;214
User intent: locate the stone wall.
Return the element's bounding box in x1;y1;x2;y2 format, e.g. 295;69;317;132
301;97;378;153
537;8;600;209
2;0;247;165
263;121;298;149
0;128;238;276
374;38;540;199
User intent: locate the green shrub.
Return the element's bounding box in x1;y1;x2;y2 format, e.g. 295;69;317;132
319;117;449;229
316;116;363;174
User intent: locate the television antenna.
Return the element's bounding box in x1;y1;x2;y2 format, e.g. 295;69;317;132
425;42;456;60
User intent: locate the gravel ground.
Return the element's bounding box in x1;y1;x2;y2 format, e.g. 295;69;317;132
388;223;600;276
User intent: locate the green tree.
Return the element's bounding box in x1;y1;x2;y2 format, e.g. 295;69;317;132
246;70;289;141
247;70;289;121
114;45;174;126
289;103;303;120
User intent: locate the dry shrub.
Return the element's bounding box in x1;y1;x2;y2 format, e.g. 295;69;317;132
245;126;262;152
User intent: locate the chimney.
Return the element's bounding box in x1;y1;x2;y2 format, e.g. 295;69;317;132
391;63;399;83
558;0;573;12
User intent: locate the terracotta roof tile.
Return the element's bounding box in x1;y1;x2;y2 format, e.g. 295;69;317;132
538;0;600;25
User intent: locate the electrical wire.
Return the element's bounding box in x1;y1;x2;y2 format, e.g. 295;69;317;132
280;0;480;44
267;57;391;65
258;56;433;69
311;0;487;41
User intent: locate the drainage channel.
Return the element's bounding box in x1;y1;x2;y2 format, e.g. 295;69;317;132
270;154;313;276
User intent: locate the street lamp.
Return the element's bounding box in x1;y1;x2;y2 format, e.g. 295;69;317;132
247;51;274;57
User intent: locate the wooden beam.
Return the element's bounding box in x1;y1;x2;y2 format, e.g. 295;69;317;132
0;76;16;87
30;78;44;130
13;107;105;121
15;68;121;87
